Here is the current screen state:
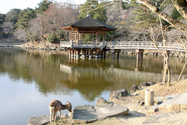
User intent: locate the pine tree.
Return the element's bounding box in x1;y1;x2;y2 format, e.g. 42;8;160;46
35;0;52;14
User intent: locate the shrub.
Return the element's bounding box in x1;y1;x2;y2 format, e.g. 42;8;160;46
47;32;57;43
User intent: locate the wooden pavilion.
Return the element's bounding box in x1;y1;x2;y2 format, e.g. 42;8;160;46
60;15;116;58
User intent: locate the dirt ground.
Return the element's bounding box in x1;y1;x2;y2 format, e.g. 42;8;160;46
46;79;187;125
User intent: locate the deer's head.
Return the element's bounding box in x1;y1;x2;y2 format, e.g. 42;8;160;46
67;101;72;112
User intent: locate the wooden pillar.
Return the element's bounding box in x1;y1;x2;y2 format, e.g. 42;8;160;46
136;52;139;60
69;49;72;57
101;51;103;58
104;50;106;58
92;32;94;43
136;49;144;60
77;31;79;45
89;49;93;58
117;52;120;59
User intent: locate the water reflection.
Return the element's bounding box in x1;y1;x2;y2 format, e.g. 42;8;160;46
0;48;187;101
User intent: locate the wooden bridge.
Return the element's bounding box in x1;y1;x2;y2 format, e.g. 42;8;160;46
60;41;186;59
61;41;185;51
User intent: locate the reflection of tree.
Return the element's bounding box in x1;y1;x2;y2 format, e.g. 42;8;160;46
0;49;187;101
60;68;113;101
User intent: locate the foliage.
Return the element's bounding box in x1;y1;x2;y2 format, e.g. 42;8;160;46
171;7;183;20
15;8;36;29
0;14;6;24
5;9;21;24
35;0;52;14
47;32;57;43
78;0;107;23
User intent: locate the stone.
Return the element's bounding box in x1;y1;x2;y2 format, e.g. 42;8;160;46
95;97;108;106
159;93;187;111
27;114;67;125
72;104;129;123
27;114;50;125
139;82;155;89
109;89;129;101
138;101;145;106
148;105;159;113
131;85;139;94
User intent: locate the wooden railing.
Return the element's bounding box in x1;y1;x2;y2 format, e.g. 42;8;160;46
107;41;186;51
60;41;107;48
60;41;187;52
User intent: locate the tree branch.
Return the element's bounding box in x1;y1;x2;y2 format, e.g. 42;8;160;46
171;0;187;20
136;0;187;34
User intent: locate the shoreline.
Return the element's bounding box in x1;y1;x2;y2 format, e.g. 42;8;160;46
28;79;187;125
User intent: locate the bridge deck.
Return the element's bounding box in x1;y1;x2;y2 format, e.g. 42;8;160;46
60;41;186;52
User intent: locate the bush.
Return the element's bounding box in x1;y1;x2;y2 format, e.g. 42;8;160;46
47;32;57;43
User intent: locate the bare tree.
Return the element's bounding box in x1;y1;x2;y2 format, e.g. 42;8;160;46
137;0;187;84
2;22;14;38
27;13;43;42
41;2;79;40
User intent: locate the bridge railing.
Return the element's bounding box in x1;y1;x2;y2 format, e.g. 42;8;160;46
60;41;107;48
107;41;186;51
60;41;187;51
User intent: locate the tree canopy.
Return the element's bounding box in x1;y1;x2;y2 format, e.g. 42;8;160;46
15;8;36;29
78;0;107;23
5;9;21;24
35;0;52;14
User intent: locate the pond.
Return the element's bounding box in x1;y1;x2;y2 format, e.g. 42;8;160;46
0;48;186;125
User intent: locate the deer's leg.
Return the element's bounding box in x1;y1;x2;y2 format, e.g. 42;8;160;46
53;109;58;125
58;110;62;123
58;110;61;118
49;106;54;124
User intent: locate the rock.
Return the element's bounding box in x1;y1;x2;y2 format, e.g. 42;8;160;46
95;97;108;106
109;89;129;101
131;85;139;94
139;82;155;89
148;105;159;113
27;114;67;125
154;100;163;105
27;114;50;125
138;101;145;106
72;104;129;123
159;93;187;111
156;79;162;83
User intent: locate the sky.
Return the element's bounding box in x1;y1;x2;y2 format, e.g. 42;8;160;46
0;0;86;14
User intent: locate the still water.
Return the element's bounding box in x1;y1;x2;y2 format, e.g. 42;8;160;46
0;48;186;125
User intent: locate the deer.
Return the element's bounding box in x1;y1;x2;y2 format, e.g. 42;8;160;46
49;100;72;124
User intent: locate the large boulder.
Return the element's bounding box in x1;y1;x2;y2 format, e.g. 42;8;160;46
131;85;139;94
72;104;129;123
96;97;108;106
109;89;129;101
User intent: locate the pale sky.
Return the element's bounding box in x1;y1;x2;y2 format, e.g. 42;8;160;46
0;0;86;14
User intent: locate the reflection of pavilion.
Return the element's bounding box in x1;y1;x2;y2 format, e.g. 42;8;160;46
59;59;113;101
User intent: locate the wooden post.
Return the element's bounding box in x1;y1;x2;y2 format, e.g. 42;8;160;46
117;52;120;59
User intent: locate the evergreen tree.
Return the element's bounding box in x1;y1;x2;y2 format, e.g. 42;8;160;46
16;8;36;29
0;14;6;24
0;14;6;38
5;9;21;24
78;0;107;23
35;0;52;14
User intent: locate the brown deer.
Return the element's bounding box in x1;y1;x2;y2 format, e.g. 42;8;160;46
49;100;72;124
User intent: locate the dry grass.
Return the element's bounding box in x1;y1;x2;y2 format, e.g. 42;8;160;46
133;79;187;101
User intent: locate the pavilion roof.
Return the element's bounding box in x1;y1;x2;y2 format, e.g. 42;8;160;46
60;16;116;31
